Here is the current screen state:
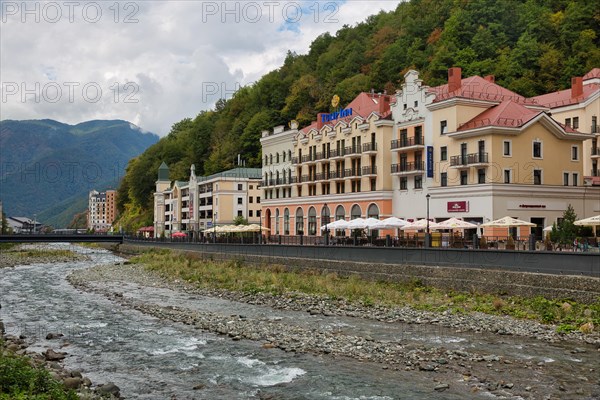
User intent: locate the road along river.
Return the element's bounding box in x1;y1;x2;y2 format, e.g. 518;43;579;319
1;244;599;399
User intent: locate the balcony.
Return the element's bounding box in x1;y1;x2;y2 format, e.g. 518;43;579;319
345;146;362;158
592;125;600;134
330;148;344;160
315;172;326;181
591;148;600;158
362;142;377;154
330;170;345;180
450;152;489;168
391;161;425;176
301;154;318;164
291;156;299;164
345;168;361;178
391;136;425;151
590;169;600;177
261;179;276;187
361;166;377;176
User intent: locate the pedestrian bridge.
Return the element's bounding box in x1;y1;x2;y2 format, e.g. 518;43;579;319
0;234;124;244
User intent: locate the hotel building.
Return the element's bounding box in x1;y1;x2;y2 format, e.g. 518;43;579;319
261;92;395;236
88;189;117;232
153;163;262;238
260;68;600;239
530;68;600;185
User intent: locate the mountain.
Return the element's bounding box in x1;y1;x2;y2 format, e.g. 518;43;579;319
116;0;599;231
0;119;159;227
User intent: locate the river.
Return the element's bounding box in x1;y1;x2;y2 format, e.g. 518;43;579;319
1;244;598;399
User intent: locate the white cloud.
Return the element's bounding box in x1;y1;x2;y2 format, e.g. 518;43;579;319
0;0;400;136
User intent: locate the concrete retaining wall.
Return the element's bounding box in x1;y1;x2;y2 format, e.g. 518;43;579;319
119;242;600;303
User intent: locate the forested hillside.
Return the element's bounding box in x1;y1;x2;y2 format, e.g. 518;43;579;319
116;0;600;230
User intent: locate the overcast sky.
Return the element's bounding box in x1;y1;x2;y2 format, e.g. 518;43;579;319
0;0;400;136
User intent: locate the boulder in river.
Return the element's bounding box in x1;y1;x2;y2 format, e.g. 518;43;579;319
44;348;67;361
96;382;121;398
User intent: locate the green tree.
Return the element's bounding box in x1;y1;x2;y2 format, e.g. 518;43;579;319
233;216;248;225
551;204;578;245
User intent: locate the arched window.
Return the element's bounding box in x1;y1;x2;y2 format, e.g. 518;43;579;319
367;204;379;219
295;208;304;235
351;204;362;220
335;205;345;221
308;207;317;236
264;155;268;165
276;153;280;163
269;154;273;164
275;209;280;235
284;208;290;235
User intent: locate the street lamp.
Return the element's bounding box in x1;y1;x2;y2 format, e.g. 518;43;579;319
259;209;262;244
425;194;431;247
324;203;329;246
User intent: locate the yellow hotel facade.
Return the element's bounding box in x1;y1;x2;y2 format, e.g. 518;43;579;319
261;68;600;239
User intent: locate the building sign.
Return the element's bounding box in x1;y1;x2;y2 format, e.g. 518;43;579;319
321;108;353;123
426;146;434;178
447;201;468;212
519;204;546;208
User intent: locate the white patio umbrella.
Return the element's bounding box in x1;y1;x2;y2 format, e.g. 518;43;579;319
436;217;478;229
574;214;600;235
320;219;349;231
542;225;554;232
346;217;381;230
371;217;409;230
245;224;270;232
401;219;441;230
480;216;535;228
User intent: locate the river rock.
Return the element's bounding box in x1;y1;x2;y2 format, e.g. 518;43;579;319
63;377;82;389
434;383;450;391
46;332;64;340
96;382;121;398
44;348;67;361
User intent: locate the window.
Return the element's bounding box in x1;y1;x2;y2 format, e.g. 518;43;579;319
308;207;317;235
478;168;486;184
533;141;542;158
249;210;253;217
533;169;542;185
400;177;408;190
440;146;447;161
563;173;569;186
460;171;468;185
264;155;268;165
414;100;418;108
282;152;286;162
573;117;579;129
249;197;253;203
236;197;242;205
269;154;273;164
370;178;376;191
257;197;260;203
237;210;243;217
403;103;407;110
238;184;243;190
565;118;571;127
441;172;447;187
440;120;448;134
571;146;579;161
276;153;280;163
257;210;261;217
284;208;290;235
414;175;422;189
249;185;253;189
504;170;511;184
572;173;578;186
503;141;511;156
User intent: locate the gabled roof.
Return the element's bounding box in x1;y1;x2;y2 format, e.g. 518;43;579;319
457;100;540;131
583;68;600;81
530;83;599;108
300;92;394;134
429;76;535;105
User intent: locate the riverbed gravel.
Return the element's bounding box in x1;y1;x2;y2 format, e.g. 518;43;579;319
67;262;600;400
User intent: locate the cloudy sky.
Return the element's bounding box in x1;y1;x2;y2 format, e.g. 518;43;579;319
0;0;400;135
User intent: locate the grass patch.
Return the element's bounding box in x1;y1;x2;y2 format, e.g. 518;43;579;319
10;249;77;259
0;343;78;400
132;250;600;331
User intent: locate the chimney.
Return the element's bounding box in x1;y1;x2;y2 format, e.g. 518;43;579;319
571;77;583;98
317;113;326;130
379;95;391;114
448;67;462;93
484;75;495;83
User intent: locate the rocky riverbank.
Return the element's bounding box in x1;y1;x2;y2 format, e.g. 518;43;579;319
69;262;600;399
0;244;89;269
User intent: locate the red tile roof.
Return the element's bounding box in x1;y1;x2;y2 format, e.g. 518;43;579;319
301;92;393;133
457;100;540;131
429;76;536;105
531;83;599;108
583;68;600;81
